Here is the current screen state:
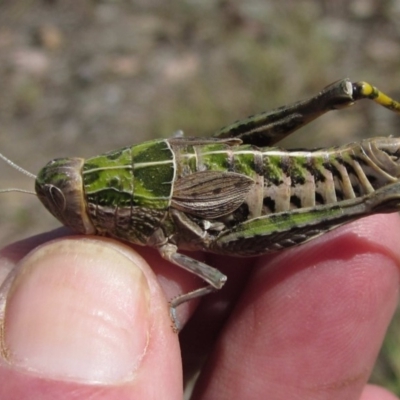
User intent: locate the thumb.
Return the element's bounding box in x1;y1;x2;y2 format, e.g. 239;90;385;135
0;237;182;399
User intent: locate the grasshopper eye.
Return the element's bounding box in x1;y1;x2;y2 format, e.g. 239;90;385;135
45;184;67;212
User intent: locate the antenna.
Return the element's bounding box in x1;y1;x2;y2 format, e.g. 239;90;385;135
0;188;36;195
0;152;37;179
0;152;37;196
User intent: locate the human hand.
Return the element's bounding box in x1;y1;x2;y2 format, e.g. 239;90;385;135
0;214;399;399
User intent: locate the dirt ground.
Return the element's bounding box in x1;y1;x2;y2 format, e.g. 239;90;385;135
1;0;400;394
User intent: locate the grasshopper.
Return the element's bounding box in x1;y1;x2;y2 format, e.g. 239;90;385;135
2;78;400;330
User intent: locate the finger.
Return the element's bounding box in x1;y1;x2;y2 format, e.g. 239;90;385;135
192;214;400;400
360;384;399;400
0;228;211;328
0;237;182;399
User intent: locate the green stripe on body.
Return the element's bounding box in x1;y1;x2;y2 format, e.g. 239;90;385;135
83;147;134;207
132;139;175;208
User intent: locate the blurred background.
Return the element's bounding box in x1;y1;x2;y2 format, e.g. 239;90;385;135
0;0;399;395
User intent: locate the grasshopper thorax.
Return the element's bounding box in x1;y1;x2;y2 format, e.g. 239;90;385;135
35;157;96;235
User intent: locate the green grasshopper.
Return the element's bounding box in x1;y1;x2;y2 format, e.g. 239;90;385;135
2;78;400;330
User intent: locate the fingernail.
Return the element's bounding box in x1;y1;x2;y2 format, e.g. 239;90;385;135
1;239;150;383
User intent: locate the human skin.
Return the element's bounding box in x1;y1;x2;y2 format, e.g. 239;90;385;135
0;214;399;400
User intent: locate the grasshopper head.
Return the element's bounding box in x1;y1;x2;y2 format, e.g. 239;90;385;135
35;158;96;235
